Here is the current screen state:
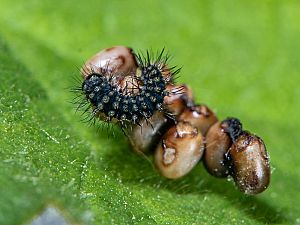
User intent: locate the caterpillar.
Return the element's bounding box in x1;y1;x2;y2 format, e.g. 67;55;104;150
74;46;271;195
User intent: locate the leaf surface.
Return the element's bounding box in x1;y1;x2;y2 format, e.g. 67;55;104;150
0;1;299;224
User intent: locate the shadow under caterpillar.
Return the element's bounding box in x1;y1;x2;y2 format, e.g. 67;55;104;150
73;46;271;195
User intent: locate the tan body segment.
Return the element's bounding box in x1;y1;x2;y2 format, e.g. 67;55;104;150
154;122;204;179
81;46;138;78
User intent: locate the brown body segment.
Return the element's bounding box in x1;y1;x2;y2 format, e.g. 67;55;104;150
229;131;270;195
127;111;172;154
178;105;218;136
164;84;194;117
155;121;204;179
204;121;231;177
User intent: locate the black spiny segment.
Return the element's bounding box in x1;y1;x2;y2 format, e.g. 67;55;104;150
135;48;179;84
134;49;176;121
82;73;115;123
221;117;243;143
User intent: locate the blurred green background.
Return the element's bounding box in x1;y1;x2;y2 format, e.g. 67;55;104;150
0;0;299;224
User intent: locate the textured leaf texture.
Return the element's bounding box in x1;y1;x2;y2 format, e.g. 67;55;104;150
0;1;299;224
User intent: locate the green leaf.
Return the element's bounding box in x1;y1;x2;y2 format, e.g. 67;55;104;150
0;0;299;224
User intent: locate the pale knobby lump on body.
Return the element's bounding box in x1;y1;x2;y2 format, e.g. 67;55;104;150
155;121;204;179
77;45;271;195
